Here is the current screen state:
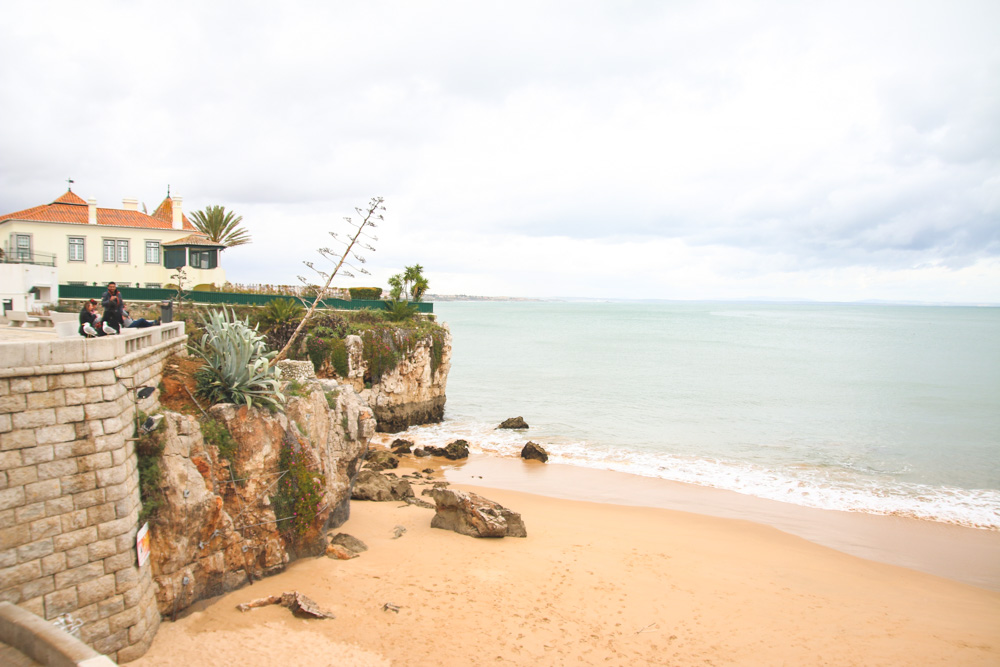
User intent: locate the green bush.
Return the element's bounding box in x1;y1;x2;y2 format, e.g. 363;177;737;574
348;287;383;300
361;327;406;383
271;439;326;537
384;299;418;322
190;308;285;411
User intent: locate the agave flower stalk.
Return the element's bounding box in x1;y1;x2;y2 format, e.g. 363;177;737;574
272;196;383;363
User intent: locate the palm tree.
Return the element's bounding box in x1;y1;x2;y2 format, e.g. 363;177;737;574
189;205;252;248
403;264;427;301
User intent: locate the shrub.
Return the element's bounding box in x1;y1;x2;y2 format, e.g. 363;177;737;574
384;299;418;322
329;338;349;378
271;437;326;537
256;298;304;330
310;312;348;338
361;326;406;383
190;308;285;411
201;418;238;462
348;287;383;300
347;308;384;325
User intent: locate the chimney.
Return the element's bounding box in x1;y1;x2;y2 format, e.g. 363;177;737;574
171;195;183;230
122;198;138;211
87;198;97;225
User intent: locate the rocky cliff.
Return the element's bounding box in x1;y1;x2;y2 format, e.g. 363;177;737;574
147;378;374;617
344;326;452;433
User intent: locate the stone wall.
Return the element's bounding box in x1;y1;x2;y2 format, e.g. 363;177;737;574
0;324;186;663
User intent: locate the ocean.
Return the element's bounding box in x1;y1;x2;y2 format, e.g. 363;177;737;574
389;301;1000;530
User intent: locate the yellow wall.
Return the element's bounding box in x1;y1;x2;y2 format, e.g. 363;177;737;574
2;220;226;288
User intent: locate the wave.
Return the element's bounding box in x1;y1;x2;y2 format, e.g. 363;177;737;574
375;419;1000;530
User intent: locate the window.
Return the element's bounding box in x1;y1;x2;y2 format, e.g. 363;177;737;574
103;238;129;263
68;281;86;286
164;247;186;269
145;241;160;264
68;237;85;262
145;283;161;289
15;234;31;261
189;249;218;269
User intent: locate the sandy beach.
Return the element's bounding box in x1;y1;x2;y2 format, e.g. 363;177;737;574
132;457;1000;666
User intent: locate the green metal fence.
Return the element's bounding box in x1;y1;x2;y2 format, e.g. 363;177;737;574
58;285;433;313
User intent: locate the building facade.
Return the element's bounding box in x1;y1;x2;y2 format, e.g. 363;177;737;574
0;189;226;290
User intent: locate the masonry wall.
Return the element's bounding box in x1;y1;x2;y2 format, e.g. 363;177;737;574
0;324;186;662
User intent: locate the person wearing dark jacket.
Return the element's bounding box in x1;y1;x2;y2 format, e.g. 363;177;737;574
78;299;104;337
101;282;126;333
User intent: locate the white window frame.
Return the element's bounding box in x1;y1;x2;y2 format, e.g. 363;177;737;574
68;236;85;262
103;238;130;263
14;233;32;261
145;283;162;289
145;240;160;264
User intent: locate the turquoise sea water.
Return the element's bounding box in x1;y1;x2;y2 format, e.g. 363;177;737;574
395;301;1000;529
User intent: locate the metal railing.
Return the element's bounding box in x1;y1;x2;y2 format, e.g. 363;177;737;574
57;284;433;313
1;251;57;267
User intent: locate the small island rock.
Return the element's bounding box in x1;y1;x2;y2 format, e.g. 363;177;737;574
520;441;548;462
498;417;529;430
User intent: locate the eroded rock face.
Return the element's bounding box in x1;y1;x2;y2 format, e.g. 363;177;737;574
422;488;527;538
347;328;453;433
148;380;374;617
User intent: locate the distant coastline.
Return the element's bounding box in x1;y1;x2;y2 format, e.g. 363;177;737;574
424;293;543;302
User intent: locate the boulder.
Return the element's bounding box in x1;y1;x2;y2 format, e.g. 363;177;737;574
329;533;368;554
352;469;414;501
498;416;529;430
390;438;414;454
364;450;399;471
426;439;469;460
520;441;548;462
413;447;430;457
326;544;358;560
422;488;527;538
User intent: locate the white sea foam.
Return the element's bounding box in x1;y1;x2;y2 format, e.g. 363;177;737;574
377;419;1000;530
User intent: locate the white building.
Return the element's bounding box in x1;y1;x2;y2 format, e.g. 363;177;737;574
0;188;227;290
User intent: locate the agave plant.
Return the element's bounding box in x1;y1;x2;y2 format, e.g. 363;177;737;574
190;308;285;410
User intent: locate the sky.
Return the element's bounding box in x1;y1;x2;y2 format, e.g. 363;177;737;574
1;0;998;303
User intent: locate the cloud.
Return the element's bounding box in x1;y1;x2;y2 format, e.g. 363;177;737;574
1;0;998;302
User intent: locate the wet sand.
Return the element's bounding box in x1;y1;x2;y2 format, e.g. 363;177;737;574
443;455;1000;591
134;458;1000;666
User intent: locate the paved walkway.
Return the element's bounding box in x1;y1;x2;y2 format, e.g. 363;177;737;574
0;325;58;342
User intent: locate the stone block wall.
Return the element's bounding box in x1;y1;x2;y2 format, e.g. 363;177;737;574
0;323;186;662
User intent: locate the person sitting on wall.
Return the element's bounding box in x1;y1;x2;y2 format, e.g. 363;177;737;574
101;281;126;333
78;299;104;337
123;308;159;328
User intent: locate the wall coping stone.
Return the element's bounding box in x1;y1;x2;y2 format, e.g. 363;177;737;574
0;324;185;379
0;601;116;666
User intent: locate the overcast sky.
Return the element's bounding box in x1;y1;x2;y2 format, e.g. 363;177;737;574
2;1;998;302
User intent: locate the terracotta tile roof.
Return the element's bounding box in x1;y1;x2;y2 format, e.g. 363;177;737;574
52;190;87;205
163;234;226;247
0;190;201;233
